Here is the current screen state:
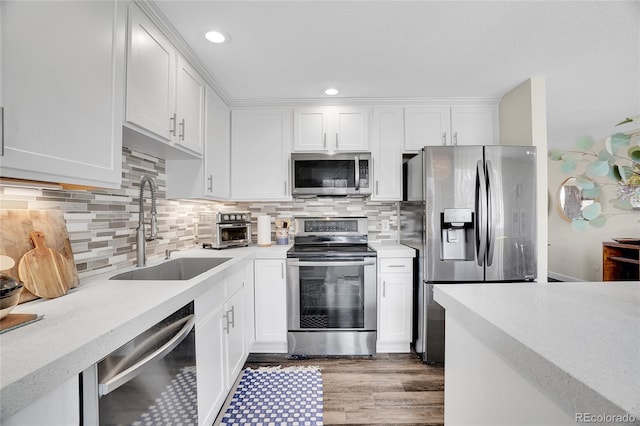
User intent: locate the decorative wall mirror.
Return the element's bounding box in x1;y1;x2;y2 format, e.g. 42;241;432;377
555;177;597;222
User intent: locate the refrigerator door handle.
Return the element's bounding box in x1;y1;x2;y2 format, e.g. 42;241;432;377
475;160;487;266
486;160;495;266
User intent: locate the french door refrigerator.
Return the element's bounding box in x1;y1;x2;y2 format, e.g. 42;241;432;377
400;145;537;363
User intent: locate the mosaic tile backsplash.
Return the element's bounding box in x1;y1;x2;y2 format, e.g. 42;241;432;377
0;148;399;278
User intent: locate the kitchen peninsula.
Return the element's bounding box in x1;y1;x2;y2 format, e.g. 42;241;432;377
435;282;640;426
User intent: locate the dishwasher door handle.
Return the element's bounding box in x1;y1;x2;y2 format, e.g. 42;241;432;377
98;314;195;396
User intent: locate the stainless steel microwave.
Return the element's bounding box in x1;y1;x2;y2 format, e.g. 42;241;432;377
291;152;371;196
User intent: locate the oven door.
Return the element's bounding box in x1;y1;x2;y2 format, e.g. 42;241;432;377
286;257;376;331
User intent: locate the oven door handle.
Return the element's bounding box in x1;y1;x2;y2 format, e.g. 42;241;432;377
288;258;376;267
98;314;195;397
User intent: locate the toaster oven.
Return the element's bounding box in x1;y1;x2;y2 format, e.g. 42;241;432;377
197;211;251;249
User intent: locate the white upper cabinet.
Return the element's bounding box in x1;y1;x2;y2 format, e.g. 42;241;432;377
203;87;231;199
371;108;404;201
125;4;204;156
404;105;498;151
231;109;292;200
0;0;125;188
175;56;205;154
293;106;369;152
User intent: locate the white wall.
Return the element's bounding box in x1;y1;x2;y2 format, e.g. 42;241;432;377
547;156;640;282
499;78;548;282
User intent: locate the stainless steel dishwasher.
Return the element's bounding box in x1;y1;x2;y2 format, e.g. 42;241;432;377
82;302;198;425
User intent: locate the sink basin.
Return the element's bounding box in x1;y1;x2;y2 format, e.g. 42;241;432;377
109;257;232;281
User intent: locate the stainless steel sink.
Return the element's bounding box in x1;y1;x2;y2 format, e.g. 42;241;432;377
109;257;231;281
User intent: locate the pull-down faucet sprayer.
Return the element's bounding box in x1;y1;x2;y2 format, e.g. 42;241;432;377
136;175;158;267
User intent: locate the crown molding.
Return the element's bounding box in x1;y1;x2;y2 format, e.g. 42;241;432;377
229;97;501;109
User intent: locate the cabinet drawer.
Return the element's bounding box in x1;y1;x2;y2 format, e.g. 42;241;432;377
225;265;245;298
379;258;413;273
196;280;225;322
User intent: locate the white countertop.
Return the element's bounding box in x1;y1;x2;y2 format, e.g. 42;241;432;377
434;281;640;420
369;241;416;257
0;240;406;420
0;244;287;421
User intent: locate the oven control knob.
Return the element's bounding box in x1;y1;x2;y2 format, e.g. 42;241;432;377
230;214;236;220
223;214;229;221
241;214;247;220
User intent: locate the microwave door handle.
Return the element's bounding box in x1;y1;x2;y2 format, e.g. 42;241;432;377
98;315;195;396
355;155;360;190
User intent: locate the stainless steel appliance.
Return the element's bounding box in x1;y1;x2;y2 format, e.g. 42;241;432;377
82;302;198;425
401;145;537;363
286;217;377;355
197;211;251;249
291;152;371;197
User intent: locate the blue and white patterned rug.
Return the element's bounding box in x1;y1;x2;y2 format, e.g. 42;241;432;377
221;366;324;426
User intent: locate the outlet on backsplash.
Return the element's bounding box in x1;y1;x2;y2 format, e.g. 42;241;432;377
381;219;390;232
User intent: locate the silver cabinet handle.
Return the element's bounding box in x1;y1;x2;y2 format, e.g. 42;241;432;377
169;113;177;135
453;132;458;145
179;119;185;141
387;265;406;268
323;132;327;149
383;280;386;297
354;155;360;190
441;132;447;145
376;180;379;195
207;175;213;192
281;262;285;279
223;311;229;334
336;132;339;149
99;314;195;396
228;305;235;328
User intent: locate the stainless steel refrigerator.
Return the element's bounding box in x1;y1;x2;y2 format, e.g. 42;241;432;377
400;145;537;363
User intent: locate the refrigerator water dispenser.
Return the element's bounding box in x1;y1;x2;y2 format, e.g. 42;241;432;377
440;208;474;261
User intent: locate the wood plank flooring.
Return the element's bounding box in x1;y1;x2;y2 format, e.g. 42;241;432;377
241;352;444;425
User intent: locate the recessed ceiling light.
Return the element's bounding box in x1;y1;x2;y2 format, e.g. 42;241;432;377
324;88;339;96
205;31;228;44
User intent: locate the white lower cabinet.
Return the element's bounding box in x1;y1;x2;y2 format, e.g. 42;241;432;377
252;259;288;353
3;375;80;426
195;263;248;426
377;257;413;353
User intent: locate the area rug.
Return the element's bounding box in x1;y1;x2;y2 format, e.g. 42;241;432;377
220;366;324;426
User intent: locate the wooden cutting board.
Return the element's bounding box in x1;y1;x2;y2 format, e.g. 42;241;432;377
18;231;73;299
0;210;79;303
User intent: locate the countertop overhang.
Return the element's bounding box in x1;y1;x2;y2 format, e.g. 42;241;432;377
434;281;640;421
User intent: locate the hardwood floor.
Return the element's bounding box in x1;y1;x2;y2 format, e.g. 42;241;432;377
242;352;444;425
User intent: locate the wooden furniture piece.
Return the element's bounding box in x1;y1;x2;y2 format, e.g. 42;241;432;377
603;241;640;281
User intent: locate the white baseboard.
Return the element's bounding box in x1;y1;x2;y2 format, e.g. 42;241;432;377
547;271;584;282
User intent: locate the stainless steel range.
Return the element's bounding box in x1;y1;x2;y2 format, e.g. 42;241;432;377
286;217;377;356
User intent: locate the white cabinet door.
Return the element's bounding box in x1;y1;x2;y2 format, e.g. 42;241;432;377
253;259;287;352
293;107;330;151
334;106;370;151
231;109;292;200
377;258;413;353
0;0;125;189
195;305;226;426
175;56;205;154
371;108;404;201
224;288;246;387
204;87;231;199
451;105;498;146
404;106;451;151
125;4;175;142
293;106;369;152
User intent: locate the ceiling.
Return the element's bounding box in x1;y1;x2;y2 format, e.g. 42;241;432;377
155;0;640;148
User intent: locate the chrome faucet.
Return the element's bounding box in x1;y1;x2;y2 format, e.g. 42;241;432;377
136;175;158;267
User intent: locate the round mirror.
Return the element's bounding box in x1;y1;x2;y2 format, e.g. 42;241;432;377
556;177;597;222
